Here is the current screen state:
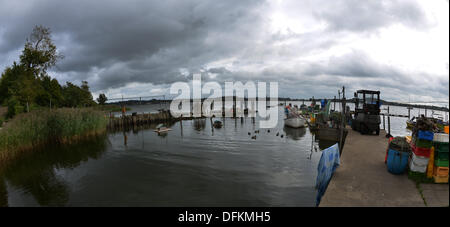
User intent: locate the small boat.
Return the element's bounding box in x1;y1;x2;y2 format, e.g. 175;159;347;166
154;124;172;133
213;120;223;128
284;116;306;128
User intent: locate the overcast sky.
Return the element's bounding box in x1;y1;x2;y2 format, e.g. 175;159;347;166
0;0;448;103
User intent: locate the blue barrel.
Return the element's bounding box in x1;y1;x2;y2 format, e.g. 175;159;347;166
387;149;409;174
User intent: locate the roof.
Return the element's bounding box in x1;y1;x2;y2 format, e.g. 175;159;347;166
356;90;380;94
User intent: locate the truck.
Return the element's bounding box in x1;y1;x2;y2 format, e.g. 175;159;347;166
351;90;381;135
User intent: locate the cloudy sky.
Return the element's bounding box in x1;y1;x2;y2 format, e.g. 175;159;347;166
0;0;448;103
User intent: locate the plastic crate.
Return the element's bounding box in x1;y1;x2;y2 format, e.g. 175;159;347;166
433;166;449;177
433;133;449;143
434;159;449;167
435;151;449;161
409;153;429;173
411;144;431;158
433;175;448;184
434;142;449;154
418;130;434;141
415;139;433;149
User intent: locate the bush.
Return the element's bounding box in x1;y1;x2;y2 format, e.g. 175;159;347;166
6;97;23;119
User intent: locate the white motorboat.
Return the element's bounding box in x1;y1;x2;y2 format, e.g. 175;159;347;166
154;123;172;133
284;116;306;128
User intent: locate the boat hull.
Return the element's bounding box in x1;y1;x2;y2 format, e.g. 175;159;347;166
315;127;348;154
284;117;306;128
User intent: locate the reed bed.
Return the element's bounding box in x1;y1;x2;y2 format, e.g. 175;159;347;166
0;108;108;163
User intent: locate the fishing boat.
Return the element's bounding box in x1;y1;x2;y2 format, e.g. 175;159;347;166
154;124;172;133
315;127;348;142
213;120;223;128
284;116;306;128
315;126;348;153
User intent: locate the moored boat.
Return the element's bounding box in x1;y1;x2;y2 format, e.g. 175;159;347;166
213;120;223;128
154;124;172;133
284;117;306;128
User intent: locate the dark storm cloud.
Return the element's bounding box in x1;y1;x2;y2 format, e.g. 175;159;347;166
0;0;446;102
0;0;267;90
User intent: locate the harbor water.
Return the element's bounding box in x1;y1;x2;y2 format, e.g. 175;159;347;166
0;103;447;206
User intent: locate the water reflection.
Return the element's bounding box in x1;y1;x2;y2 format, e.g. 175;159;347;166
193;119;206;131
0;134;109;207
283;126;306;141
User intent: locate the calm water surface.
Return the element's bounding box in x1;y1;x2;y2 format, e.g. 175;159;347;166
0;103;447;206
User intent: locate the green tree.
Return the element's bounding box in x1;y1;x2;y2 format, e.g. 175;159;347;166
0;25;65;117
80;81;95;106
62;81;95;108
0;63;39;113
0;25;98;116
19;25;63;77
96;94;107;105
36;75;64;108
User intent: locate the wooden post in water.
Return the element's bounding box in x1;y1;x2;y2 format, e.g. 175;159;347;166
339;86;346;154
222;98;225;117
210;117;214;133
387;106;391;135
233;96;236;118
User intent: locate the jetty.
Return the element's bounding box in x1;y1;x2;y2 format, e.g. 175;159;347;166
107;110;173;130
319;127;449;207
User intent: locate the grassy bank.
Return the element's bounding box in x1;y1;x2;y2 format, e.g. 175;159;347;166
0;108;108;163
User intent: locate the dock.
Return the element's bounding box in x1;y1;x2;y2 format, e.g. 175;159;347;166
320;127;449;207
107;110;173;131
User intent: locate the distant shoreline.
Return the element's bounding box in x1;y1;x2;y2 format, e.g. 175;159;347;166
104;97;449;112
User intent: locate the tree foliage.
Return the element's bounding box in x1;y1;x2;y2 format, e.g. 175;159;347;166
19;25;64;77
97;94;108;105
0;25;96;118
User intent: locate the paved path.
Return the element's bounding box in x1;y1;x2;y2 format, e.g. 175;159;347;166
320;127;448;207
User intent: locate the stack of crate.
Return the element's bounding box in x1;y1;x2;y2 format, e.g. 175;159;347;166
410;130;433;173
432;133;449;183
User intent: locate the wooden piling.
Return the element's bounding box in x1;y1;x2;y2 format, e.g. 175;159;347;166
387;106;391;135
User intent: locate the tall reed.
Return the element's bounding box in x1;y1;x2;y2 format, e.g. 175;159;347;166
0;108;108;163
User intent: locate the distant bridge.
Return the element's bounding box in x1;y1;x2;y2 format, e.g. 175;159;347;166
106;95;167;102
